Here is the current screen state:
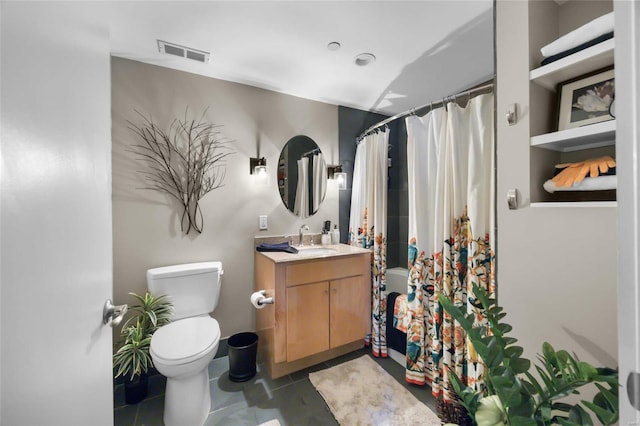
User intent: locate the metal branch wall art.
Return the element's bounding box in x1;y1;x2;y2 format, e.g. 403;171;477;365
128;109;235;234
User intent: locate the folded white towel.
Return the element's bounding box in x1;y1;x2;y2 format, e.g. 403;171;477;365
543;175;617;193
541;12;614;58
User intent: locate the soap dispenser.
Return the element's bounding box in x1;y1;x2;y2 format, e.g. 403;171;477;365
321;220;332;245
331;225;340;245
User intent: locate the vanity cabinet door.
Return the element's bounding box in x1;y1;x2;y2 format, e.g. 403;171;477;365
286;281;329;361
329;275;370;348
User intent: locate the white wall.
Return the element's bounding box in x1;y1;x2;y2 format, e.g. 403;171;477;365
111;58;340;339
1;3;113;424
496;0;618;374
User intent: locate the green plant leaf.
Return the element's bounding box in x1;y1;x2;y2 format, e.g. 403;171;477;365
503;337;518;345
593;383;618;410
504;346;523;358
507;392;535;419
554;417;581;426
491;376;522;408
582;400;616;425
498;323;513;334
508;415;537;426
524;372;543;396
568;405;593;426
509;357;531;374
577;361;598;380
552;402;574;412
542;342;557;368
449;372;480;417
535;365;555;394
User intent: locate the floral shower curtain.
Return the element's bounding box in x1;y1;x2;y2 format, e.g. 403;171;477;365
348;128;389;357
404;94;495;407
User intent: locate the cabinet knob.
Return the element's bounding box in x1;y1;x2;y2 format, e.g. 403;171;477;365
332;288;337;293
324;289;328;295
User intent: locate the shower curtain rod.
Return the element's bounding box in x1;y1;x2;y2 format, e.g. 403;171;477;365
302;147;321;157
356;81;494;143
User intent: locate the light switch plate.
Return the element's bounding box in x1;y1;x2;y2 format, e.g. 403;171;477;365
259;215;268;230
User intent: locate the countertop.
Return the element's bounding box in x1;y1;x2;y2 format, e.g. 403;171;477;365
256;243;371;264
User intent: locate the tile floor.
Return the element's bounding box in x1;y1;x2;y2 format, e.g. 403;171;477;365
114;347;437;426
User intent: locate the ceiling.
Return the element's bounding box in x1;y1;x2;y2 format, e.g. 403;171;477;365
109;1;494;116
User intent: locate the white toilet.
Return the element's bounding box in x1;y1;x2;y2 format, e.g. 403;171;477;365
147;261;223;426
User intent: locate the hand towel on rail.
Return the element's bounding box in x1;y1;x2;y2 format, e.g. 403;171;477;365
393;294;410;333
256;242;299;253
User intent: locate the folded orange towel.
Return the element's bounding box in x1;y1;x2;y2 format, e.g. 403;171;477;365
551;156;616;188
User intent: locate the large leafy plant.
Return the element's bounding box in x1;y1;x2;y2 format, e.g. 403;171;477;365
113;292;173;381
438;284;618;426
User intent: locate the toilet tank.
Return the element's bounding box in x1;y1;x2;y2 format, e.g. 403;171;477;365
146;261;223;320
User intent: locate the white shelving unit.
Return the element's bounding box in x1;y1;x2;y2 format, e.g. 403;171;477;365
529;37;616;205
531;201;617;208
530;119;615;152
530;38;614;90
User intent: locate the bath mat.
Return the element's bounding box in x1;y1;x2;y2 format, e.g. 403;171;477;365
309;355;441;425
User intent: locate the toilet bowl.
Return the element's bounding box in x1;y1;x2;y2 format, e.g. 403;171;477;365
146;261;223;426
150;316;220;426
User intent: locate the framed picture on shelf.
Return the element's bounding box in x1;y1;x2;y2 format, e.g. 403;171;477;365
557;67;615;131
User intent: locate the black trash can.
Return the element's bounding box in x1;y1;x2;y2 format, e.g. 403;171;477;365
228;332;258;382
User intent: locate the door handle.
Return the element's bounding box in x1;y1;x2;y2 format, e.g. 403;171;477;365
103;299;128;327
627;371;640;411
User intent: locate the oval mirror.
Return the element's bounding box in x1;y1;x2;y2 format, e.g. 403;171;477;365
277;135;327;218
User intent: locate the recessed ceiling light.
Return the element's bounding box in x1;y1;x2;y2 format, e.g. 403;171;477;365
354;53;376;66
327;42;341;51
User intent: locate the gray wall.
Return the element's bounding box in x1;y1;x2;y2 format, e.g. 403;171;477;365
112;57;339;339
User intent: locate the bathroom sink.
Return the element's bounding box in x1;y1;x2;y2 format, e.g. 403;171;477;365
296;247;338;256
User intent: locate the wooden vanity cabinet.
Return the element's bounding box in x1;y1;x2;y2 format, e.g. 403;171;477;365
255;250;370;379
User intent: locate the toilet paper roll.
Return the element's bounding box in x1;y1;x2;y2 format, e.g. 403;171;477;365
250;291;267;309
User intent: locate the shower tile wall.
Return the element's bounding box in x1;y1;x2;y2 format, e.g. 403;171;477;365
338;106;408;269
388;119;408;269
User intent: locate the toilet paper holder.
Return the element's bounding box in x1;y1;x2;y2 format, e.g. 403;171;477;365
256;290;274;305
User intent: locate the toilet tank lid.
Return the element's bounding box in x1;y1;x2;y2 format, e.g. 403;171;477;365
147;261;223;280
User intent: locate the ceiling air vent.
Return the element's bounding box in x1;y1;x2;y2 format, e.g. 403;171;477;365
157;40;210;63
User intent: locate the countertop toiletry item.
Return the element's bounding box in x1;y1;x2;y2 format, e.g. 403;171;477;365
321;234;331;245
331;225;340;244
323;220;331;234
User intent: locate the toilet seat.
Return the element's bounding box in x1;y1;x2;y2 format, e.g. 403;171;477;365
150;316;220;365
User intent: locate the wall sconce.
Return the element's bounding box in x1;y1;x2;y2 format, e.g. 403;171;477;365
328;165;347;190
250;157;267;176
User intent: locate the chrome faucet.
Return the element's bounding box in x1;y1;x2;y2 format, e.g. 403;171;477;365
298;224;309;247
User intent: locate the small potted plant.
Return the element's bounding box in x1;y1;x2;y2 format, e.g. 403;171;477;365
113;292;173;404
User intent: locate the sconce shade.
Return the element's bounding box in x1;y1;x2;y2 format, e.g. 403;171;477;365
335;172;347;190
328;164;347;190
250;157;267;175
